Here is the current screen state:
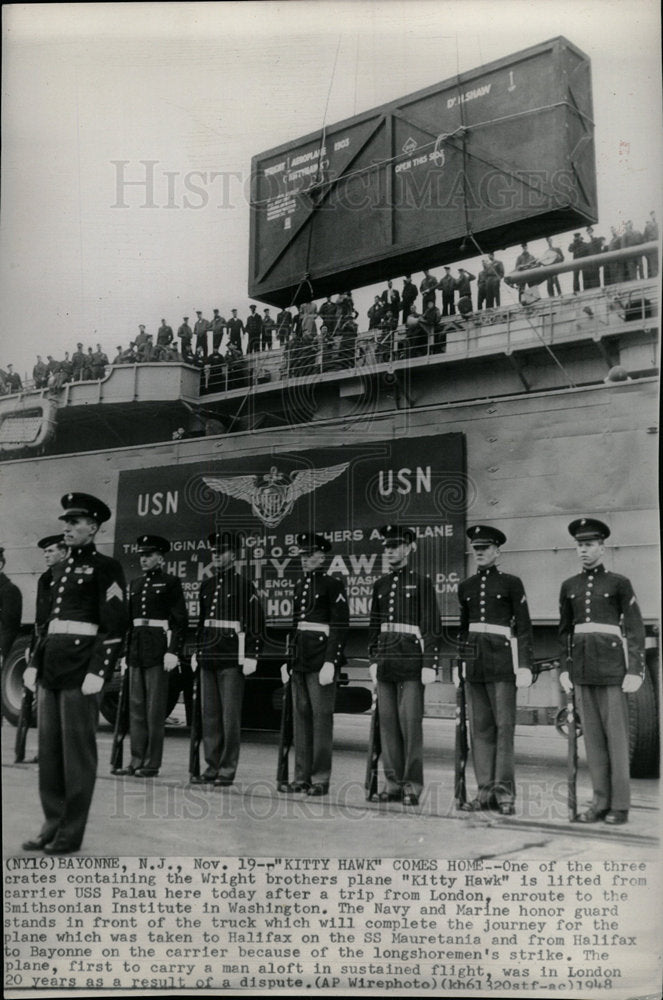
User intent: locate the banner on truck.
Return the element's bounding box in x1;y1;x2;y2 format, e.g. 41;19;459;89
114;433;467;623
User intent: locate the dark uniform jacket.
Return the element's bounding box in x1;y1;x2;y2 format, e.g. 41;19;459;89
178;323;193;345
0;572;22;659
246;313;263;344
558;564;645;685
420;275;437;300
438;274;456;297
368;567;440;682
455;272;475;297
196;568;264;670
289;571;349;674
227;318;245;350
30;563;67;655
458;566;533;682
381;287;401;310
38;543;127;689
157;324;174;346
402;281;418;312
568;236;588;260
125;568;188;669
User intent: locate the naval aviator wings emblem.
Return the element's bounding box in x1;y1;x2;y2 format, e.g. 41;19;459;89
203;462;349;528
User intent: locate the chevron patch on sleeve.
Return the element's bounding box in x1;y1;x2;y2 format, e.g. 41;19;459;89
337;592;346;603
106;582;123;603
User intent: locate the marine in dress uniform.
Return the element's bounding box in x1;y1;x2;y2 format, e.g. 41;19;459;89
191;531;265;786
280;533;349;796
22;493;127;854
558;519;645;825
368;526;441;805
33;535;69;645
20;535;68;765
115;535;187;778
0;547;22;662
457;525;533;815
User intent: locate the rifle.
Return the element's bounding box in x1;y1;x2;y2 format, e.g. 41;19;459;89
275;631;296;791
188;663;202;780
110;666;130;774
454;659;470;809
14;685;35;763
566;687;578;821
364;683;381;801
276;676;294;791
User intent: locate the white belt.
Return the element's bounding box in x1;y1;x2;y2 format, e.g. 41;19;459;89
468;622;511;638
48;620;98;637
574;623;623;638
297;622;330;635
204;619;240;632
381;623;422;640
133;618;168;629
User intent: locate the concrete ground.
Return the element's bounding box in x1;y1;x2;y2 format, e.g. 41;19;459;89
2;711;659;862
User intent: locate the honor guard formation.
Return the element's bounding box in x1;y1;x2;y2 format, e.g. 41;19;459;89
11;488;647;852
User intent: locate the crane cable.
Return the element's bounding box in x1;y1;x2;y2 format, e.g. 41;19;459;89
286;34;343;308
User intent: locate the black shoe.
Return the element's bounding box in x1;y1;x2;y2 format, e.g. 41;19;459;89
306;783;329;797
22;835;51;851
44;840;77;855
498;802;515;816
283;781;310;793
460;797;490;812
114;766;137;776
135;768;159;778
577;807;608;824
377;791;401;802
402;792;419;806
214;777;234;787
604;810;628;825
190;772;217;784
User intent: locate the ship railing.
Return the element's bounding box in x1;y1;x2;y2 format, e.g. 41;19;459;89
199;244;658;395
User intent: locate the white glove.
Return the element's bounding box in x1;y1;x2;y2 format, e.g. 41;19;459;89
164;652;179;673
81;673;104;696
622;674;643;694
280;663;290;685
452;666;460;689
119;657;127;676
242;657;257;676
369;662;378;685
319;662;335;686
559;671;573;693
422;667;436;686
191;653;198;673
23;665;37;692
516;667;533;689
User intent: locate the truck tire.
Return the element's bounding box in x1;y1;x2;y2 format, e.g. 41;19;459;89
628;668;659;778
99;669;180;727
1;636;31;726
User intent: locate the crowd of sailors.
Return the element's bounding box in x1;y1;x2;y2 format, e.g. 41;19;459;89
2;214;657;396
